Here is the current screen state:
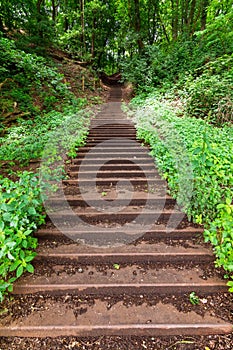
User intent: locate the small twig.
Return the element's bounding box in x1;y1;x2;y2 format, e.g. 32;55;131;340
79;336;104;347
167;339;196;349
0;78;13;90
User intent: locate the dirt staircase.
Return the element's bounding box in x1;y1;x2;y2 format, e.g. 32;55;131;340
0;87;232;344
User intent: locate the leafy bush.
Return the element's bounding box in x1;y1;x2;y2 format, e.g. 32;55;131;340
0;172;45;302
0;105;92;302
128;93;233;277
0;104;90;165
195;9;233;56
183;55;233;125
0;37;75;117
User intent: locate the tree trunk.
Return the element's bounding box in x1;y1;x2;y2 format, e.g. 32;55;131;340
51;0;57;22
37;0;44;14
0;15;4;32
201;0;209;30
36;0;45;38
158;12;170;43
171;0;179;40
91;18;96;58
148;0;158;45
188;0;197;35
80;0;86;54
134;0;144;52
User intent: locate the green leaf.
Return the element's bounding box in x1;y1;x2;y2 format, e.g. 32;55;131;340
16;265;24;278
22;240;28;248
19;250;25;260
0;282;10;291
113;263;120;270
9;260;21;272
28;207;37;215
8;284;13;292
25;254;36;262
2;212;12;222
26;264;34;273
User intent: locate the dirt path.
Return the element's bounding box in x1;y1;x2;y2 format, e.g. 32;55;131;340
0;86;232;349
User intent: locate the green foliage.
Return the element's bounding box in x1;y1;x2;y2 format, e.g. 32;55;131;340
0;104;89;165
196;9;233;56
204;199;233;272
1;0;233;74
0;172;45;301
189;292;200;305
183;55;233;125
0;105;92;301
0;37;76;119
128;93;233;280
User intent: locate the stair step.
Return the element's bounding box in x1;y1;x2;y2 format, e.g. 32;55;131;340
62;178;165;186
69;164;155;171
35;226;203;240
68;171;161;180
12;258;226;295
75;152;149;158
72;158;156;165
33;242;214;264
45;195;175;207
0;301;231;337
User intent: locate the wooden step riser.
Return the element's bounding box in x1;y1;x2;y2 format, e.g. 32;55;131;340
69;165;155;171
12;283;227;296
34;252;214;265
72;159;155;165
76;148;149;153
1;324;231;338
63;179;165;186
48;212;186;225
45;198;175;208
35;228;203;241
67;172;160;179
74;153;149;158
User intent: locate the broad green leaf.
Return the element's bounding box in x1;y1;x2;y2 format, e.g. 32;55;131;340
26;264;34;273
16;265;24;278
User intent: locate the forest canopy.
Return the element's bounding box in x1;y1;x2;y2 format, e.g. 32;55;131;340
0;0;232;73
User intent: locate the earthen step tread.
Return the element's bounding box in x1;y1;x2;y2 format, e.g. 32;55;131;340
46;193;173;201
48;206;180;214
36;241;208;254
72;158;156;164
35;226;203;241
12;264;227;295
1;301;231;337
68;170;159;174
74;153;149;157
62;178;166;185
36;226;203;235
69;164;156;170
67;172;162;179
34;242;215;265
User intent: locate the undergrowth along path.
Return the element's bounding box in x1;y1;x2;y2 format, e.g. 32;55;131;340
0;86;232;346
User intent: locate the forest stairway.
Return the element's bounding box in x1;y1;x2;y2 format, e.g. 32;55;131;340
0;86;232;342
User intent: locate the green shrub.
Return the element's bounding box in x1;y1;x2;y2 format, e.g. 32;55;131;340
0;172;45;301
128;93;233;277
0;105;90;165
0;106;92;302
0;37;75;117
184;73;233;125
